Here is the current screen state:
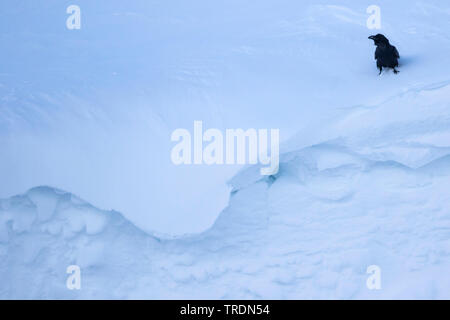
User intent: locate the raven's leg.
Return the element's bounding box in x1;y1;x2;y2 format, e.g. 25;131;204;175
393;67;399;74
378;66;382;75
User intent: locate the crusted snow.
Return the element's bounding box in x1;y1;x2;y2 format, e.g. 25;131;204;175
2;82;450;298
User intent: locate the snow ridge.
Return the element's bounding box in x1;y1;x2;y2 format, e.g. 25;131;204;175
2;82;450;299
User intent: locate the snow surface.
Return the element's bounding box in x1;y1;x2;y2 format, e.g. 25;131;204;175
2;0;450;235
1;0;450;298
2;81;450;299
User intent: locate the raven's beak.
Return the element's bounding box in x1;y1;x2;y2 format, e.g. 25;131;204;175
368;36;375;40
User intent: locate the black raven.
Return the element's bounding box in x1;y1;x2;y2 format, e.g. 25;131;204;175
368;34;400;75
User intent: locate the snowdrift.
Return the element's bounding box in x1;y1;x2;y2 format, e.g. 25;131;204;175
2;81;450;299
2;0;450;236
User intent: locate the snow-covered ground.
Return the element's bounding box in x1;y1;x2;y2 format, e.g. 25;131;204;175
1;0;450;298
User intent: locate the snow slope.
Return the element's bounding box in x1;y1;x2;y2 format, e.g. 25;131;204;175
2;0;450;235
1;0;450;298
2;80;450;299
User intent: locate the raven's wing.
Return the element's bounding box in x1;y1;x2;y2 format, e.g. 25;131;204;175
375;47;381;60
393;46;400;59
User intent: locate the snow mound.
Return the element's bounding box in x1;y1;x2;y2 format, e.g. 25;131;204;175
0;186;158;299
2;82;450;299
